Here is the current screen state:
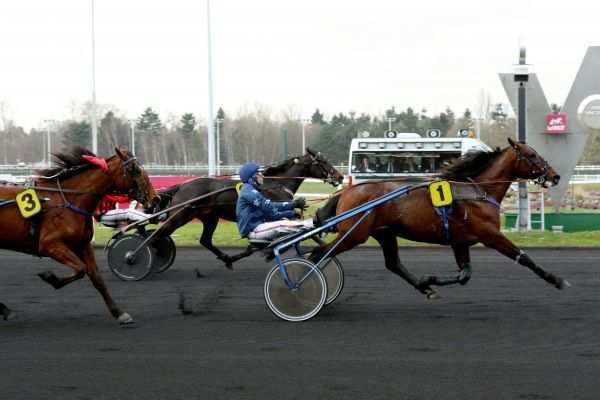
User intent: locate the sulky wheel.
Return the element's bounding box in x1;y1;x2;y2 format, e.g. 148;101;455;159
143;229;177;274
107;234;154;281
263;258;327;322
319;257;344;306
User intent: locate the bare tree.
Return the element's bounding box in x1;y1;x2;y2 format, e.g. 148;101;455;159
0;100;14;164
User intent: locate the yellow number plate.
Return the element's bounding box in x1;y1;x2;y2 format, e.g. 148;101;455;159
16;188;42;218
429;181;453;207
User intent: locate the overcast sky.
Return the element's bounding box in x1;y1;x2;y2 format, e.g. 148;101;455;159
1;0;599;131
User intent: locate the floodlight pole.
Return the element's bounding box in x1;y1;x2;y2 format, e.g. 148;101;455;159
128;120;136;155
90;0;98;154
386;116;396;132
206;0;216;177
514;46;530;231
216;117;224;175
43;119;55;165
300;118;310;153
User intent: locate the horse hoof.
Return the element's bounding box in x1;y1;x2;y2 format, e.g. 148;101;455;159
2;307;16;321
217;255;234;270
558;279;572;290
426;290;441;300
194;268;206;278
118;313;135;325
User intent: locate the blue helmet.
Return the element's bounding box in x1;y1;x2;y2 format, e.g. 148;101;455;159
239;162;260;183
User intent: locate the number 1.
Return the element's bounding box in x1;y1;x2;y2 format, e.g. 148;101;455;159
436;185;445;201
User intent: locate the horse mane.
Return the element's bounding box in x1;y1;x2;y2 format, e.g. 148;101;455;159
36;146;100;179
438;147;503;181
262;156;300;176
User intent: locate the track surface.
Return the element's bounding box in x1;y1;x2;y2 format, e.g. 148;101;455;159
1;247;600;400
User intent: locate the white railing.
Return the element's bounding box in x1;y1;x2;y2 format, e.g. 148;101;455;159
3;163;600;184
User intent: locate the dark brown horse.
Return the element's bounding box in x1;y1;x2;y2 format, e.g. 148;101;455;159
152;148;343;269
0;147;159;324
311;138;568;299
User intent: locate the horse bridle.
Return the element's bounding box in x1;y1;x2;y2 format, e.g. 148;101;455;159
120;155;150;204
513;145;551;185
306;152;340;186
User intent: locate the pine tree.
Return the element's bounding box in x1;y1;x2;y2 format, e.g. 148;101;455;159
179;113;196;137
311;108;325;125
136;107;162;136
62;121;91;150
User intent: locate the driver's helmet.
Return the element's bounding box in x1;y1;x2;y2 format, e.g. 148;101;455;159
239;162;260;185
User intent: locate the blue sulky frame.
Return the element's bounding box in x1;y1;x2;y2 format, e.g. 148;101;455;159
271;182;427;290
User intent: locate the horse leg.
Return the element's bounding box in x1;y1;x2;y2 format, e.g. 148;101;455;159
81;243;133;324
37;243;87;289
371;230;440;299
417;244;473;289
479;229;568;289
223;245;255;264
452;244;472;285
198;215;235;269
1;302;16;320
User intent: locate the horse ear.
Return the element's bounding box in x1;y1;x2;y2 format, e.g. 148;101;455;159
294;158;300;164
306;147;316;156
115;147;127;161
507;137;519;149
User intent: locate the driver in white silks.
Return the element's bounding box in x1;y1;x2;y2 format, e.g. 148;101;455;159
236;162;313;241
96;194;152;227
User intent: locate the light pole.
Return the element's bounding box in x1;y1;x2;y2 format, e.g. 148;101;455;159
128;119;136;155
215;117;224;175
300;118;310;153
90;0;98;154
514;46;531;231
386;116;396;132
206;0;216;176
42;119;56;165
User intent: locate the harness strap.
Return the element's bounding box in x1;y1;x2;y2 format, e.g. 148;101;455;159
0;199;16;207
483;195;501;209
433;205;453;243
64;203;95;218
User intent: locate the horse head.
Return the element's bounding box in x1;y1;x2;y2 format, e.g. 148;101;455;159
303;147;344;186
110;148;160;208
508;138;560;188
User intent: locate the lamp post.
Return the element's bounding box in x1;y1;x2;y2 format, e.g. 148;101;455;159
90;0;98;154
128;119;136;155
514;46;531;231
42;119;56;165
386;116;396;132
206;0;216;176
215;117;224;175
300;118;310;153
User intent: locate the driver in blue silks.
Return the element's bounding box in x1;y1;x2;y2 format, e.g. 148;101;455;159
236;162;313;241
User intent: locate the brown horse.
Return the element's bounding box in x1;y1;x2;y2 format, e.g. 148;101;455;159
0;147;159;324
151;148;343;269
311;138;568;299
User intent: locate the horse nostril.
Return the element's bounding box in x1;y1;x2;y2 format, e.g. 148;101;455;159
553;175;560;184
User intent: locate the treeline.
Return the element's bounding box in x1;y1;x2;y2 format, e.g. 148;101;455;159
3;102;595;166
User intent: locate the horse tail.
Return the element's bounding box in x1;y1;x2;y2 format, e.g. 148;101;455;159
314;193;340;230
